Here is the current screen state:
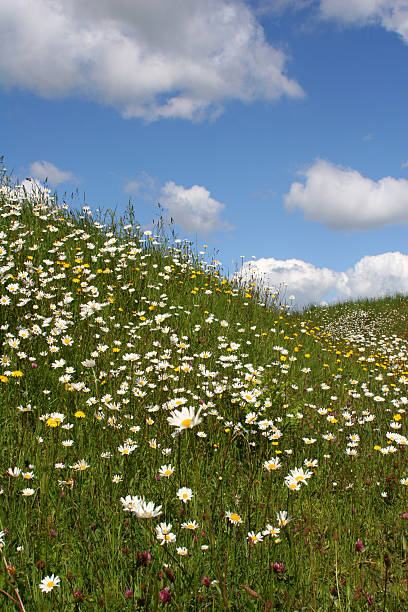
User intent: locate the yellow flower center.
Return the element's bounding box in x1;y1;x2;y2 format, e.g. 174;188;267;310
230;513;240;522
181;418;191;427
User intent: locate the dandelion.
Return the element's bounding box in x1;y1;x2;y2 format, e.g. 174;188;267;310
39;574;61;593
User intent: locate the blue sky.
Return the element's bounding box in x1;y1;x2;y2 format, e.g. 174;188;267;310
1;0;408;307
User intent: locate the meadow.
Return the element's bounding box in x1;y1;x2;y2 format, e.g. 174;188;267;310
1;163;408;611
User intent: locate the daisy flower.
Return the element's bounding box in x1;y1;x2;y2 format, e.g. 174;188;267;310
284;477;301;491
247;531;263;544
135;498;163;518
304;459;318;468
118;444;133;455
177;487;193;503
226;511;243;525
262;524;280;537
263;458;281;471
21;488;35;496
39;574;61;593
181;520;199;530
159;464;174;478
120;495;141;512
276;511;292;527
286;467;313;484
167;406;202;430
156;523;176;545
71;459;90;471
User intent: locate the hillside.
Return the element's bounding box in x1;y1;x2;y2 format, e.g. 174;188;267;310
1;174;408;610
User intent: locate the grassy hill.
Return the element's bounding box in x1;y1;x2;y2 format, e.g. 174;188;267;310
1;169;408;610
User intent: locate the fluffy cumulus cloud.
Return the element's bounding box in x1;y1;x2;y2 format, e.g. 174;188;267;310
236;251;408;309
160;181;231;235
236;257;339;308
319;0;408;43
0;0;304;122
29;161;76;186
336;251;408;300
284;159;408;230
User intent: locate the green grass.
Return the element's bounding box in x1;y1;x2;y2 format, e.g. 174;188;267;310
1;163;408;610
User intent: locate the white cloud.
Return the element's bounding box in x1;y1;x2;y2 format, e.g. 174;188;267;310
0;0;304;122
336;251;408;299
284;159;408;230
160;181;231;235
319;0;408;43
124;172;157;199
236;257;339;308
29;160;76;185
236;251;408;308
